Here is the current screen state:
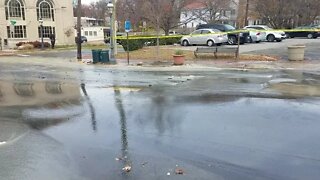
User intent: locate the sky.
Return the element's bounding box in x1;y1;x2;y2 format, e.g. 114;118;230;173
82;0;99;5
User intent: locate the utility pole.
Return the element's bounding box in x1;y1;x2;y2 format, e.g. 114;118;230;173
244;0;250;27
77;0;82;60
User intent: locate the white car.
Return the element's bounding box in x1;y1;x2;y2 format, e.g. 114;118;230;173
181;29;228;46
244;25;286;42
245;30;267;43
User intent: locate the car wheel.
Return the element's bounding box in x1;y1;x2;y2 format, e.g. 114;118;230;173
207;40;215;47
276;39;282;42
247;36;253;43
182;40;189;46
267;34;275;42
228;36;237;45
255;41;260;43
307;33;314;39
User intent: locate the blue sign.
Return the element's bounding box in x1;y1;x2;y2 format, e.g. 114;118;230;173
125;20;131;32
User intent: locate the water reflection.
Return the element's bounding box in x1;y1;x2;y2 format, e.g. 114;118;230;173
81;83;97;132
46;82;63;94
114;88;131;171
0;77;86;179
13;82;34;97
0;78;85;140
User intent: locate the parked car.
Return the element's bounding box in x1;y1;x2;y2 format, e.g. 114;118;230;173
285;26;320;39
245;30;267;43
75;36;88;43
180;29;228;46
104;32;126;44
196;24;250;45
311;24;320;29
244;25;286;42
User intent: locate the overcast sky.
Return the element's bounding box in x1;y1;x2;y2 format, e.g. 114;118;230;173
82;0;98;5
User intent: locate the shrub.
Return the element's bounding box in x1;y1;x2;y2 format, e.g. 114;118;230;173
174;49;184;56
17;44;34;50
119;35;182;51
16;41;50;49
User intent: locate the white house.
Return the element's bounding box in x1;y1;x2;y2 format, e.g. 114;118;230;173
180;0;239;30
73;17;109;42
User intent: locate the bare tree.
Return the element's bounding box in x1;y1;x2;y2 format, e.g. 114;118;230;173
192;0;235;23
254;0;320;28
116;0;147;31
143;0;187;35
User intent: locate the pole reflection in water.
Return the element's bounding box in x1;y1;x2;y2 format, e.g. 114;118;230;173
81;83;97;132
114;88;131;172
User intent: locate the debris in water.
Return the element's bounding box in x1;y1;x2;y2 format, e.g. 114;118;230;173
122;165;132;172
115;157;123;161
141;162;148;167
175;168;184;175
166;172;171;176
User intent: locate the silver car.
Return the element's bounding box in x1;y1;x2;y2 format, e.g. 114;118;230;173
181;29;228;46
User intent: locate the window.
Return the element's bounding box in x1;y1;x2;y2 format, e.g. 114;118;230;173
7;25;27;38
46;82;62;94
201;30;211;34
85;31;89;36
38;26;55;38
37;0;54;21
13;83;34;97
5;0;25;20
191;30;202;35
89;31;93;36
93;31;97;36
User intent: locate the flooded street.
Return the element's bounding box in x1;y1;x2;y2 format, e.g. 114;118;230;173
1;57;320;180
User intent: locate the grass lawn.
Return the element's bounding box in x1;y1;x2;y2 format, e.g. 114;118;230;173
116;46;278;61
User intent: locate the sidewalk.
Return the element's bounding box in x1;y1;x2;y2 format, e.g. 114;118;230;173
113;58;320;72
0;50;16;56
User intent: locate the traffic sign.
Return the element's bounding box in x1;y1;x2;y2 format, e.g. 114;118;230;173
125;20;131;33
10;20;16;26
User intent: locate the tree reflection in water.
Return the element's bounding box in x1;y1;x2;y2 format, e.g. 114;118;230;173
81;83;97;132
113;88;131;172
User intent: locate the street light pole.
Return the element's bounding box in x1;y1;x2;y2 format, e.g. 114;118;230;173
39;18;44;50
107;2;115;62
113;0;117;56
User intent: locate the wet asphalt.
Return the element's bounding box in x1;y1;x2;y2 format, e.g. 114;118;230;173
1;57;320;180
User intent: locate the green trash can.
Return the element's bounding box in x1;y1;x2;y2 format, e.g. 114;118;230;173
92;49;102;63
100;50;110;63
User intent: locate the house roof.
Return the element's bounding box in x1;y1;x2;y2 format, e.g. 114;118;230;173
184;1;205;10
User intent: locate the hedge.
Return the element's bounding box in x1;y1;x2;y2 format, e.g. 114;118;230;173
16;41;50;49
118;35;183;51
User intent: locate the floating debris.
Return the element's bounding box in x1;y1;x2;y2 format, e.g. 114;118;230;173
122;165;132;172
175;168;184;175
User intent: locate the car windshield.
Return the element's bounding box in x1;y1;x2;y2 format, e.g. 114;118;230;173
224;25;236;31
262;26;273;30
211;29;221;33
